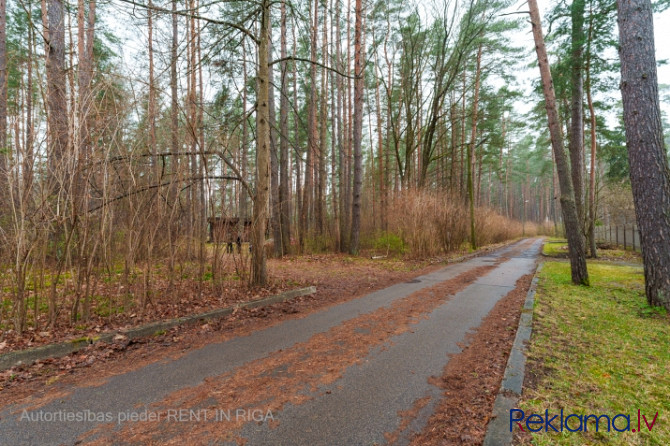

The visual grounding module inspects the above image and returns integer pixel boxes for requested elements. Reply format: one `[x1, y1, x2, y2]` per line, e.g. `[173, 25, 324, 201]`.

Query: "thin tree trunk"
[300, 0, 319, 249]
[329, 0, 340, 246]
[292, 27, 302, 246]
[449, 93, 458, 193]
[529, 0, 589, 285]
[170, 0, 179, 188]
[569, 0, 586, 231]
[268, 18, 282, 257]
[148, 0, 157, 178]
[617, 0, 670, 309]
[467, 44, 483, 250]
[25, 1, 35, 196]
[374, 59, 385, 230]
[251, 0, 271, 286]
[240, 41, 249, 225]
[167, 0, 180, 279]
[317, 1, 328, 236]
[342, 0, 353, 252]
[460, 69, 467, 199]
[0, 0, 6, 205]
[188, 0, 198, 258]
[499, 112, 506, 213]
[586, 8, 597, 258]
[349, 0, 363, 254]
[337, 0, 347, 251]
[45, 0, 69, 184]
[279, 0, 290, 255]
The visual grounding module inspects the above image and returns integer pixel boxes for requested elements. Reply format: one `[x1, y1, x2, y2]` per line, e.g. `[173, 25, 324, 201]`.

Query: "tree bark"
[292, 28, 302, 246]
[528, 0, 589, 285]
[169, 0, 180, 205]
[349, 0, 363, 254]
[330, 0, 340, 246]
[251, 0, 271, 286]
[279, 0, 291, 255]
[374, 59, 385, 230]
[45, 0, 69, 183]
[585, 7, 597, 258]
[240, 42, 249, 224]
[300, 0, 319, 250]
[467, 44, 483, 250]
[0, 0, 6, 207]
[317, 0, 328, 236]
[617, 0, 670, 309]
[77, 0, 95, 214]
[569, 0, 586, 230]
[148, 0, 157, 179]
[25, 1, 35, 196]
[268, 18, 282, 257]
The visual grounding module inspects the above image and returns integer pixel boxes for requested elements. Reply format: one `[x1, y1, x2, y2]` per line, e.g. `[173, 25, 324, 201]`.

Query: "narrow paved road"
[0, 238, 542, 446]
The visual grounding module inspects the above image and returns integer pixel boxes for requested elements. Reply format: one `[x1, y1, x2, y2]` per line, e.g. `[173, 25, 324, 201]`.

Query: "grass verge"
[541, 238, 642, 263]
[541, 238, 569, 257]
[518, 261, 669, 445]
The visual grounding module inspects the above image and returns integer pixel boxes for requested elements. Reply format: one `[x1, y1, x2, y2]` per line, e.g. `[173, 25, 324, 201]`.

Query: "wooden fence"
[594, 224, 641, 252]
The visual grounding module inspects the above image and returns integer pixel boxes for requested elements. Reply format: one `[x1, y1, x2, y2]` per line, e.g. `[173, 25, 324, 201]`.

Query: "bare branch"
[269, 56, 360, 79]
[114, 0, 260, 44]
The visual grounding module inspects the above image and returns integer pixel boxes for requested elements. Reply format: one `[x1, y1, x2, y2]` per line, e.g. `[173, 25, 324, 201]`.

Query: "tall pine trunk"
[279, 0, 291, 255]
[317, 1, 328, 236]
[300, 0, 319, 250]
[467, 44, 483, 250]
[617, 0, 670, 309]
[528, 0, 589, 285]
[569, 0, 586, 231]
[251, 0, 271, 286]
[349, 0, 363, 254]
[45, 0, 69, 184]
[585, 8, 598, 258]
[0, 0, 6, 208]
[268, 18, 282, 257]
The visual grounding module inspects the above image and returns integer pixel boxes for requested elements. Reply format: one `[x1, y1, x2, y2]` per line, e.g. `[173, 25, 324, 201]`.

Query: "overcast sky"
[111, 0, 670, 126]
[511, 0, 670, 119]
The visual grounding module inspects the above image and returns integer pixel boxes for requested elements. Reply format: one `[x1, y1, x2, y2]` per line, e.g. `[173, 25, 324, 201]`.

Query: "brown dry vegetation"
[382, 190, 543, 258]
[0, 190, 537, 353]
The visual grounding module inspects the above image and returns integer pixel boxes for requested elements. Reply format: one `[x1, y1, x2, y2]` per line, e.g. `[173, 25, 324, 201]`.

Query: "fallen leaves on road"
[409, 272, 534, 446]
[80, 263, 502, 445]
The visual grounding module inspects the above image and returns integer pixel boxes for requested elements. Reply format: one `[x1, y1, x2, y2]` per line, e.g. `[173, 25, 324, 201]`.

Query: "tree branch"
[269, 56, 360, 79]
[115, 0, 260, 44]
[88, 176, 241, 213]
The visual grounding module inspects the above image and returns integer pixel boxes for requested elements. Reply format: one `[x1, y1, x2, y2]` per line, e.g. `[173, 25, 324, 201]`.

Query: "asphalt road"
[0, 238, 542, 446]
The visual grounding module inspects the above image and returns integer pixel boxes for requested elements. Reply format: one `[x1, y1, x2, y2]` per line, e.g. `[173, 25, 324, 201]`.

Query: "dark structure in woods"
[208, 217, 252, 243]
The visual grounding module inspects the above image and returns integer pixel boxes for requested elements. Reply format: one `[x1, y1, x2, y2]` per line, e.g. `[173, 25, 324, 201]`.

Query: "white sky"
[109, 0, 670, 126]
[508, 0, 670, 119]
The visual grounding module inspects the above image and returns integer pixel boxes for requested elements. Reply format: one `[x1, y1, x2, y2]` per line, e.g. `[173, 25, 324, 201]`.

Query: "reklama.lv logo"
[510, 409, 659, 433]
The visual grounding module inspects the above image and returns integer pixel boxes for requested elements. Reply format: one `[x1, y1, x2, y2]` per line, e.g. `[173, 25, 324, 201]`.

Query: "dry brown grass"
[386, 190, 531, 257]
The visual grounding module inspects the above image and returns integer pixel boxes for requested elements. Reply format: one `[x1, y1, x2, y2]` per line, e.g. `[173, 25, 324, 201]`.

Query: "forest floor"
[0, 244, 505, 355]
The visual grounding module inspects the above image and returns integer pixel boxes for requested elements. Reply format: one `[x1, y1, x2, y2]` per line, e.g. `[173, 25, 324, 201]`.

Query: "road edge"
[0, 286, 316, 372]
[482, 261, 543, 446]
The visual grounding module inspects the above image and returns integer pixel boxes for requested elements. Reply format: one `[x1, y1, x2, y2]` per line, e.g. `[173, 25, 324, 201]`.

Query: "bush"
[386, 190, 527, 257]
[369, 231, 406, 255]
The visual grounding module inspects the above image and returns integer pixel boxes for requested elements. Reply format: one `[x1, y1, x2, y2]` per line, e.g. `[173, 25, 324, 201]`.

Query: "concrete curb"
[0, 286, 316, 372]
[483, 262, 543, 446]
